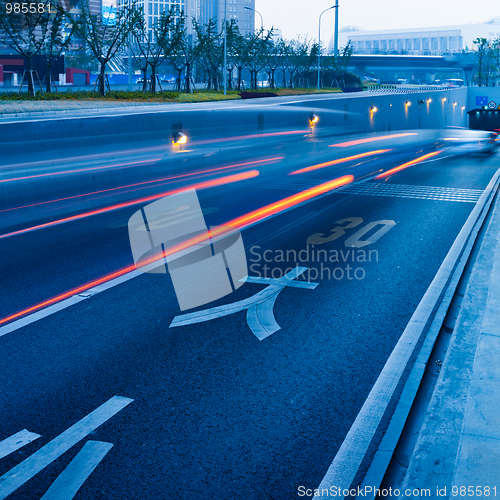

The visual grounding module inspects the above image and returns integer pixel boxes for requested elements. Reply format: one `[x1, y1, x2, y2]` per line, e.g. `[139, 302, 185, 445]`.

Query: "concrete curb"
[356, 167, 500, 498]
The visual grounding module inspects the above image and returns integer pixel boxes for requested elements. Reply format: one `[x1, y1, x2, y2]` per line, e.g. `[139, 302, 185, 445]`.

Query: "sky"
[255, 0, 499, 41]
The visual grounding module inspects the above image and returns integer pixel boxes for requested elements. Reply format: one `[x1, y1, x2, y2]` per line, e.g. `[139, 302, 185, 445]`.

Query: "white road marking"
[247, 292, 281, 340]
[243, 276, 318, 289]
[40, 441, 113, 500]
[170, 267, 318, 339]
[0, 430, 41, 460]
[317, 167, 500, 496]
[0, 179, 332, 339]
[0, 396, 133, 500]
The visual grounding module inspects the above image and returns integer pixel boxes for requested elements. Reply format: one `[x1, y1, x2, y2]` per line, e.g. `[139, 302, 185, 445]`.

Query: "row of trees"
[472, 37, 500, 87]
[0, 0, 355, 95]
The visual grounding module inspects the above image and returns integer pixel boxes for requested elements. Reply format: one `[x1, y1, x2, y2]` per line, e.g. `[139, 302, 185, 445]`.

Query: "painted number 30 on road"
[306, 217, 396, 248]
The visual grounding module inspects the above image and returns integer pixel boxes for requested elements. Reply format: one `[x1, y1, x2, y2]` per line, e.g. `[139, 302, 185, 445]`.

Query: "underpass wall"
[0, 88, 471, 233]
[0, 106, 342, 162]
[283, 88, 468, 134]
[0, 88, 469, 162]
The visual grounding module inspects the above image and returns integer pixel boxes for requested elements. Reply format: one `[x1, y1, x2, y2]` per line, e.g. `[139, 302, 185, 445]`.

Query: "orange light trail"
[1, 157, 283, 214]
[0, 265, 138, 326]
[329, 133, 418, 147]
[0, 170, 259, 240]
[375, 151, 441, 179]
[192, 129, 309, 146]
[0, 159, 161, 184]
[136, 175, 354, 261]
[0, 174, 353, 326]
[223, 175, 354, 229]
[289, 150, 391, 175]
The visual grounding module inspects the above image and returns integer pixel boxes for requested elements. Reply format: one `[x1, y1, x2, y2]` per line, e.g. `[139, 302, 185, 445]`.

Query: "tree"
[73, 0, 141, 95]
[196, 18, 223, 91]
[490, 37, 500, 86]
[245, 28, 274, 89]
[324, 40, 354, 86]
[0, 0, 55, 95]
[224, 19, 240, 90]
[264, 36, 285, 89]
[65, 47, 99, 74]
[167, 13, 203, 93]
[231, 30, 251, 90]
[40, 5, 75, 92]
[285, 37, 315, 88]
[472, 37, 493, 87]
[129, 7, 176, 93]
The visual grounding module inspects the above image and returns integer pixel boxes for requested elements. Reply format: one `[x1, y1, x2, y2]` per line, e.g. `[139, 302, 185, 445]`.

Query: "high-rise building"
[60, 0, 102, 16]
[119, 0, 196, 35]
[198, 0, 255, 36]
[117, 0, 254, 37]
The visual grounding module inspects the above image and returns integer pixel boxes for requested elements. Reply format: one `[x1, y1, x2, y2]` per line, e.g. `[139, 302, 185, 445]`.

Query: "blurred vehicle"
[396, 78, 408, 85]
[136, 78, 149, 84]
[161, 77, 176, 83]
[363, 76, 378, 82]
[440, 129, 500, 154]
[443, 78, 464, 88]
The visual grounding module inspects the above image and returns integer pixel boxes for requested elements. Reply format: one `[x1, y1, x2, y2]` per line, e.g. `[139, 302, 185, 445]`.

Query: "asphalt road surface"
[0, 129, 498, 499]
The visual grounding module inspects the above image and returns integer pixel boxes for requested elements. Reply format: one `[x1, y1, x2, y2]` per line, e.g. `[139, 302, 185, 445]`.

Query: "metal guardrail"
[366, 85, 447, 93]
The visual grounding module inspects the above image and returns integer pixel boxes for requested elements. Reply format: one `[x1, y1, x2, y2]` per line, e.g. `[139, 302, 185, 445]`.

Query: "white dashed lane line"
[0, 430, 41, 460]
[0, 396, 133, 500]
[40, 441, 114, 500]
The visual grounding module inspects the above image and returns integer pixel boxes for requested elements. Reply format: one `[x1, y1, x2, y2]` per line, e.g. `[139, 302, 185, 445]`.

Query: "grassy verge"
[0, 87, 346, 103]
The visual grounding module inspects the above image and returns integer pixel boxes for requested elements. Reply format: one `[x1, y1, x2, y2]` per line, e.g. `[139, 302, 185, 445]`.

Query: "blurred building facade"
[335, 17, 500, 55]
[198, 0, 255, 35]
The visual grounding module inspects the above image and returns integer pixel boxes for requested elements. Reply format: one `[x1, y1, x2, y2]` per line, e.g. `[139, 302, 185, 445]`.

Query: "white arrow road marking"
[0, 396, 133, 500]
[247, 291, 281, 340]
[170, 266, 319, 340]
[40, 441, 113, 500]
[0, 431, 41, 460]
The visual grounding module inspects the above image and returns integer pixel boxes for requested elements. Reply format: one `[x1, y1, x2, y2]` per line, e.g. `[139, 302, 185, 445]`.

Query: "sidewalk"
[0, 99, 165, 116]
[399, 177, 500, 494]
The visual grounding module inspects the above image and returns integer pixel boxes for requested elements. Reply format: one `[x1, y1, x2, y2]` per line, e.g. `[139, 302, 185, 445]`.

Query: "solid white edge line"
[0, 395, 133, 500]
[0, 430, 41, 460]
[316, 166, 500, 496]
[40, 441, 113, 500]
[0, 264, 153, 338]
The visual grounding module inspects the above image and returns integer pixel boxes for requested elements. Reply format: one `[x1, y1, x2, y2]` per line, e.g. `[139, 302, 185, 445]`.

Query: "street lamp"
[317, 5, 337, 91]
[244, 6, 264, 31]
[223, 0, 227, 95]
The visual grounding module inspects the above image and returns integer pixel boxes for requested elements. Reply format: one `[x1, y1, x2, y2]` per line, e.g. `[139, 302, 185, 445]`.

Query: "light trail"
[1, 157, 283, 214]
[0, 174, 353, 326]
[375, 151, 441, 179]
[0, 170, 259, 240]
[289, 150, 391, 175]
[329, 133, 418, 148]
[0, 159, 161, 184]
[191, 129, 309, 146]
